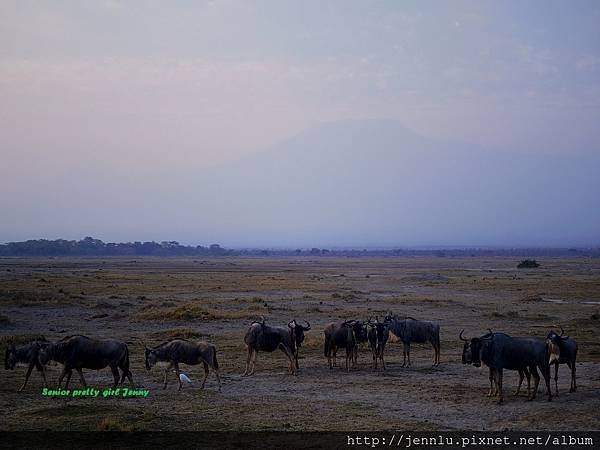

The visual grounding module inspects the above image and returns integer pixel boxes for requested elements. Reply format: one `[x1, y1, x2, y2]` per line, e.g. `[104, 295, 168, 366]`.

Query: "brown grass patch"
[96, 417, 135, 431]
[136, 303, 267, 321]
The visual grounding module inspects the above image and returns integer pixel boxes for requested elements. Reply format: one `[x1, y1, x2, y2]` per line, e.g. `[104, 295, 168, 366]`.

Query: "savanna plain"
[1, 256, 599, 431]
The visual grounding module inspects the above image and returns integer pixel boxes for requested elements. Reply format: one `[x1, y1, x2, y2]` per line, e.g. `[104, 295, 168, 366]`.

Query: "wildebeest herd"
[4, 314, 577, 405]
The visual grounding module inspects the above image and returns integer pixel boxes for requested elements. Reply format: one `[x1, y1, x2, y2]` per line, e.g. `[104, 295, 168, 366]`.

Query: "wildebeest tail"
[211, 345, 219, 370]
[324, 334, 331, 357]
[120, 344, 132, 378]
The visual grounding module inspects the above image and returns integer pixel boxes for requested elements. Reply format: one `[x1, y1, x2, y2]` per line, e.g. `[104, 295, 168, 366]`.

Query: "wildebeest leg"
[124, 369, 134, 387]
[406, 343, 412, 368]
[345, 347, 351, 372]
[200, 361, 209, 389]
[332, 347, 337, 367]
[119, 365, 134, 387]
[381, 350, 386, 371]
[75, 368, 87, 389]
[569, 361, 576, 392]
[529, 366, 540, 400]
[496, 369, 504, 404]
[249, 350, 258, 376]
[57, 367, 67, 389]
[173, 362, 183, 391]
[524, 366, 531, 397]
[38, 363, 48, 388]
[18, 363, 35, 392]
[515, 369, 525, 396]
[59, 368, 73, 389]
[353, 346, 358, 367]
[294, 349, 300, 370]
[163, 362, 173, 389]
[243, 346, 252, 376]
[279, 345, 296, 375]
[554, 362, 559, 396]
[110, 365, 120, 389]
[487, 368, 494, 397]
[542, 363, 552, 401]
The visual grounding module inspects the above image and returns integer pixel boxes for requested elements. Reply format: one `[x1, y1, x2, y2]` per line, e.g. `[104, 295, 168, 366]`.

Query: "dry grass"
[136, 302, 267, 321]
[96, 417, 135, 431]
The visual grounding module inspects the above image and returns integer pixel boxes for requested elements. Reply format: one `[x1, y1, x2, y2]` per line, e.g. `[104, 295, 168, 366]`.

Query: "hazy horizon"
[1, 2, 599, 247]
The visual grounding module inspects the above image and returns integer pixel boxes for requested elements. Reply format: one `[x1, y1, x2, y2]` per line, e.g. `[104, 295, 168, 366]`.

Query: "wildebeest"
[460, 330, 532, 398]
[460, 330, 552, 404]
[384, 314, 441, 366]
[243, 317, 311, 376]
[4, 338, 50, 391]
[145, 339, 221, 391]
[323, 320, 367, 371]
[367, 317, 389, 370]
[546, 327, 578, 395]
[38, 335, 133, 389]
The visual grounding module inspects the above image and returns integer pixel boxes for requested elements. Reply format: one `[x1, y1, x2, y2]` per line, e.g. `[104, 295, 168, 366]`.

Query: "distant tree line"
[0, 237, 231, 256]
[0, 237, 598, 258]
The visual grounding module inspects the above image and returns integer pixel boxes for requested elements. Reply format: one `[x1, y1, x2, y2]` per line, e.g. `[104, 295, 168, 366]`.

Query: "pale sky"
[1, 1, 599, 246]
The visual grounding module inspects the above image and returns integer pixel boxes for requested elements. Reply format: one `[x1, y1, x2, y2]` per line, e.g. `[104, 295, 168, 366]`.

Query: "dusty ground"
[1, 256, 599, 431]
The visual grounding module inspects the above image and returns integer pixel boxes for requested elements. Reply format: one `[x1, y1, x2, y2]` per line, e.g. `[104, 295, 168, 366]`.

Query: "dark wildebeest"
[4, 338, 50, 391]
[38, 335, 133, 389]
[145, 339, 221, 391]
[243, 317, 310, 376]
[323, 320, 367, 371]
[384, 314, 440, 367]
[367, 317, 389, 370]
[460, 330, 552, 404]
[546, 327, 578, 395]
[460, 330, 531, 398]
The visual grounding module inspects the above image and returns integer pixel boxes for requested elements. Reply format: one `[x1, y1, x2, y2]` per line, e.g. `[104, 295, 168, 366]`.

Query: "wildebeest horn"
[459, 329, 468, 342]
[487, 328, 493, 335]
[560, 326, 565, 336]
[303, 320, 311, 331]
[251, 316, 266, 326]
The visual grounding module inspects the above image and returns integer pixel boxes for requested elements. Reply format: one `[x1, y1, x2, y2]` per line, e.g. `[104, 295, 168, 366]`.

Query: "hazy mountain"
[181, 119, 599, 247]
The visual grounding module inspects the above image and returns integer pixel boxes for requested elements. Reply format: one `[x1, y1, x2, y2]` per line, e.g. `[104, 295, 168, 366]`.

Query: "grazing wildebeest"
[546, 327, 578, 395]
[384, 313, 440, 367]
[38, 335, 133, 389]
[4, 338, 50, 391]
[145, 339, 221, 391]
[323, 320, 366, 371]
[367, 317, 389, 370]
[243, 317, 310, 376]
[460, 330, 552, 404]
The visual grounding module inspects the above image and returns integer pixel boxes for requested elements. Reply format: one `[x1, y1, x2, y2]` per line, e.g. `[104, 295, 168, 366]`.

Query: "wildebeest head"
[353, 320, 368, 342]
[546, 327, 567, 364]
[37, 344, 52, 366]
[288, 319, 311, 348]
[145, 346, 158, 370]
[4, 343, 16, 370]
[374, 318, 388, 342]
[459, 330, 492, 367]
[368, 317, 388, 341]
